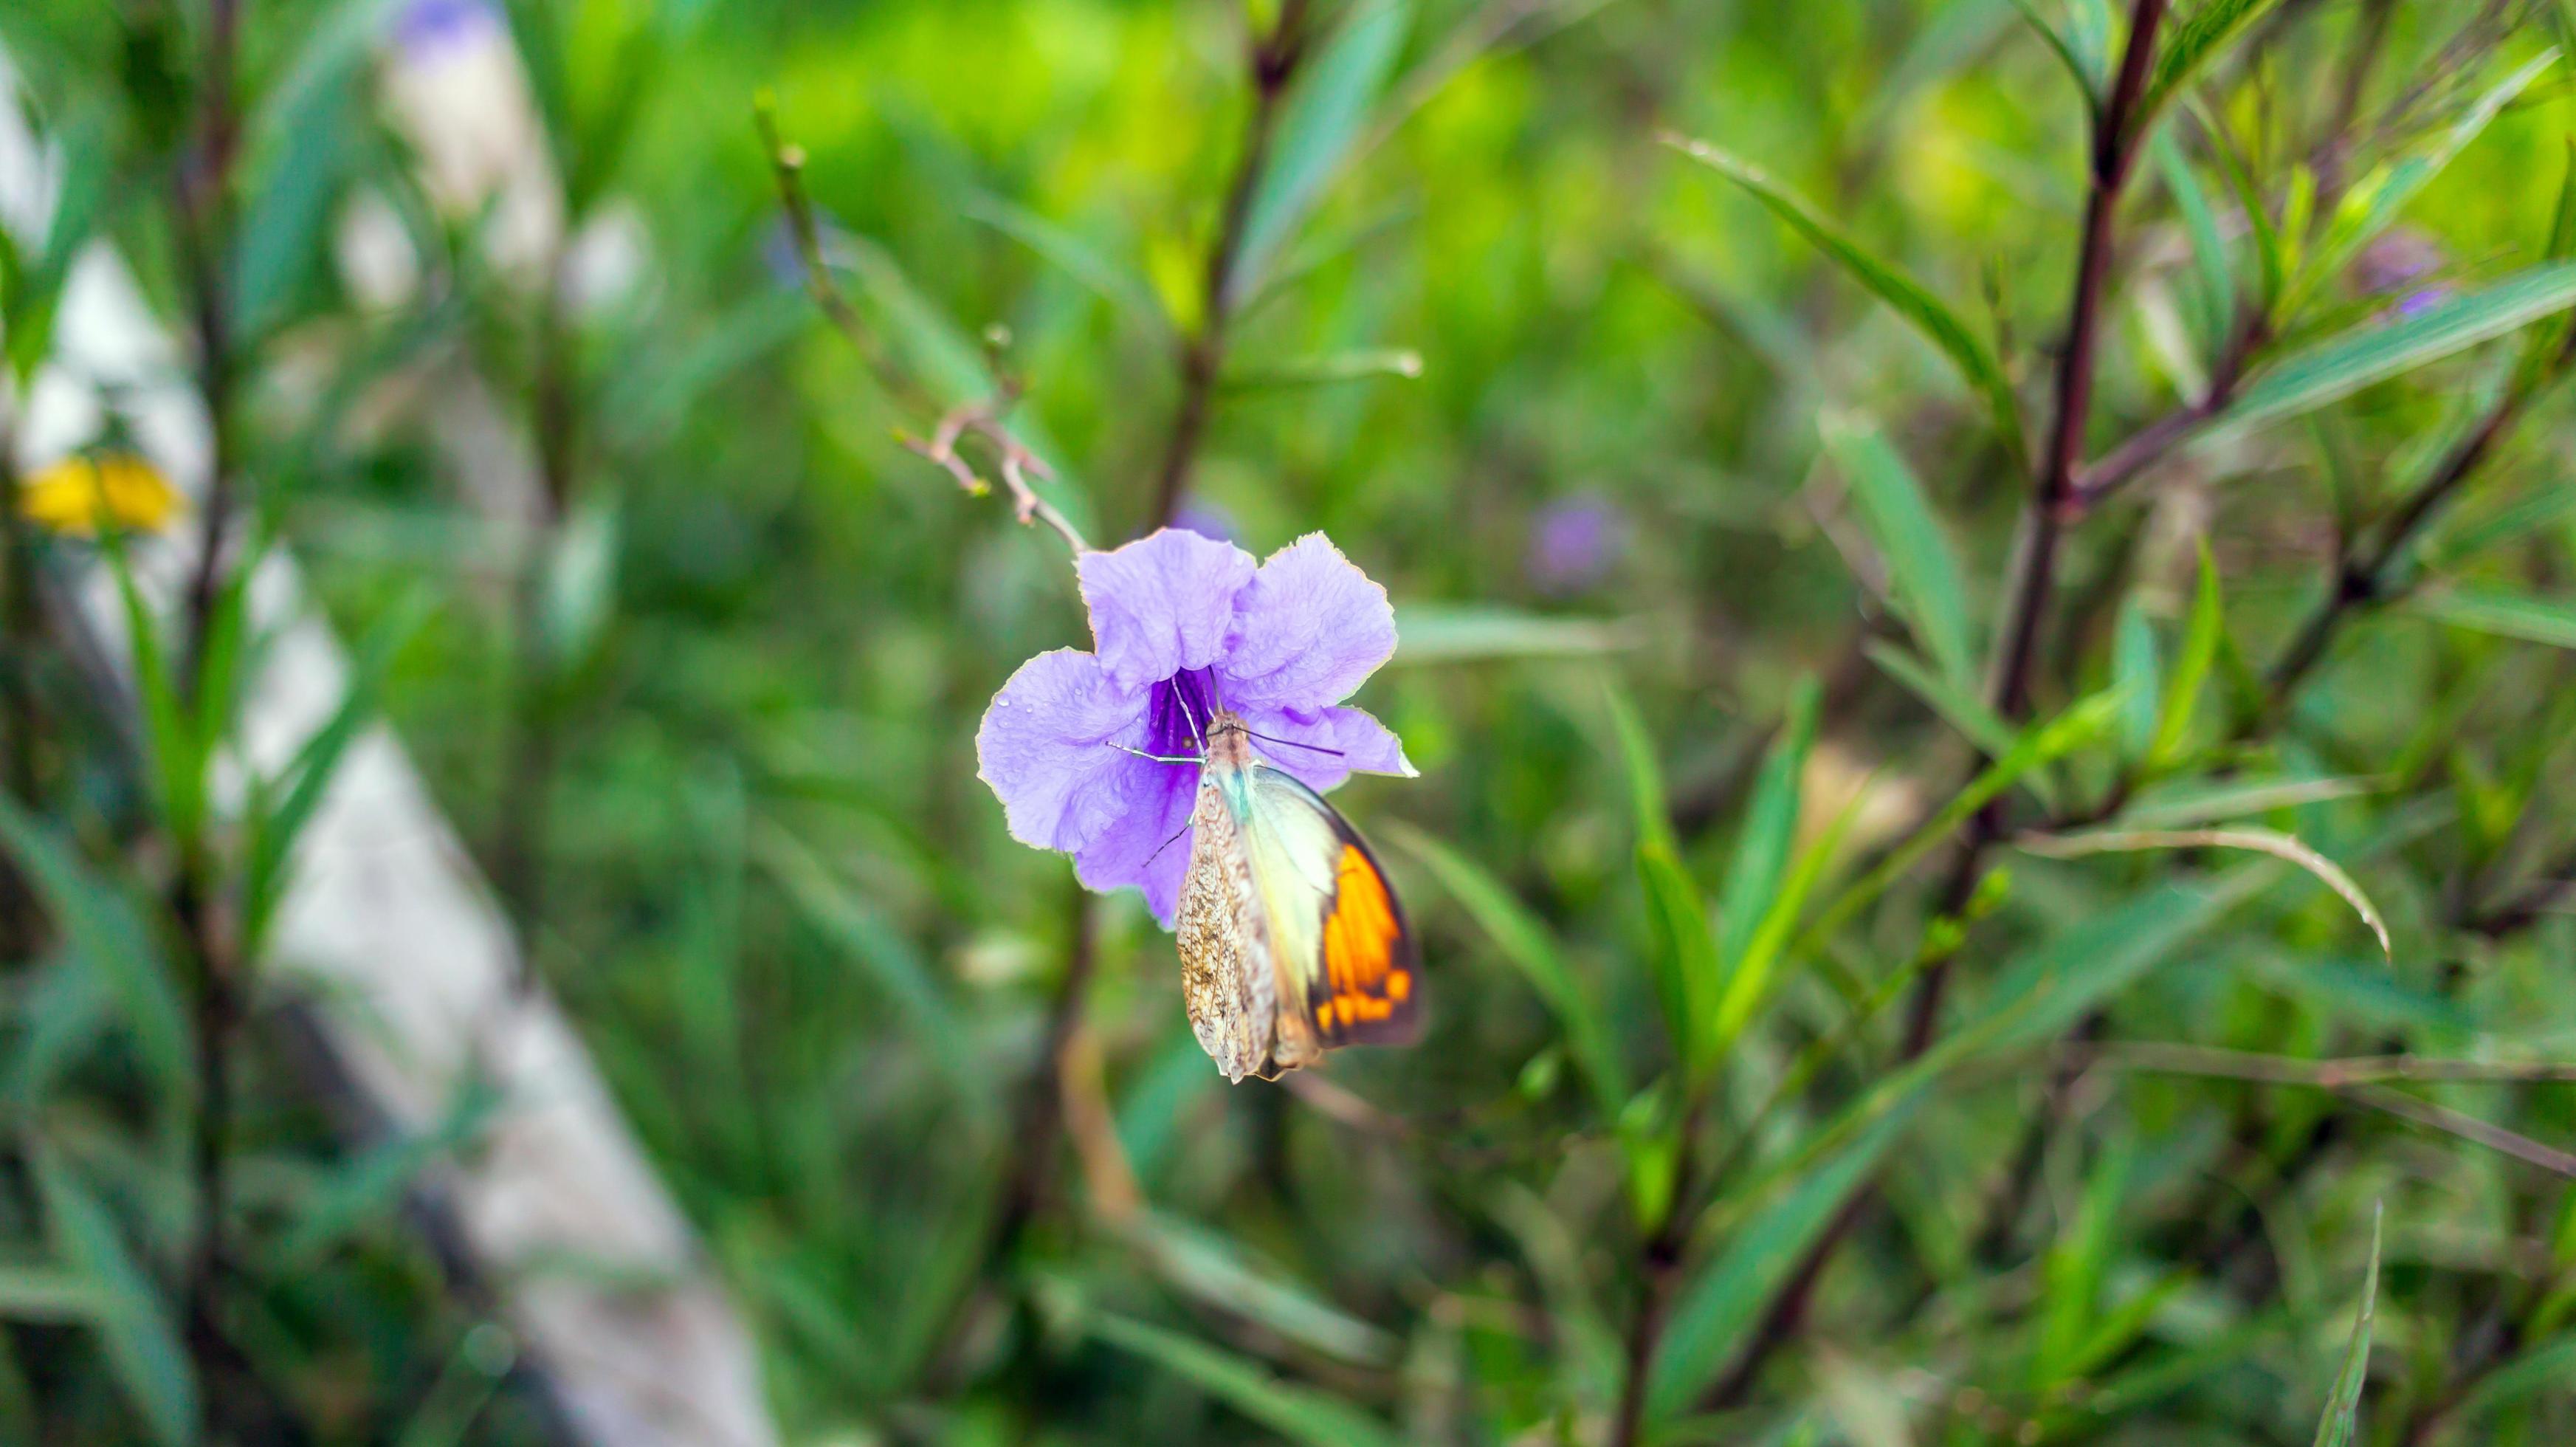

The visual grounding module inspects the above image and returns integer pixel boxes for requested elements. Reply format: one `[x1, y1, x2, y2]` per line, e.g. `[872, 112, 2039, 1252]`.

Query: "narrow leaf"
[2215, 263, 2576, 437]
[1223, 347, 1422, 391]
[1666, 137, 2028, 464]
[2411, 586, 2576, 651]
[962, 191, 1167, 329]
[2147, 541, 2222, 769]
[2112, 596, 2161, 760]
[1089, 1311, 1407, 1447]
[1229, 0, 1415, 306]
[2135, 0, 2285, 146]
[1824, 411, 1977, 692]
[35, 1155, 194, 1447]
[1389, 605, 1641, 663]
[2016, 826, 2390, 959]
[1714, 678, 1819, 973]
[2007, 0, 2101, 107]
[1385, 823, 1626, 1116]
[2312, 1203, 2383, 1447]
[0, 798, 190, 1110]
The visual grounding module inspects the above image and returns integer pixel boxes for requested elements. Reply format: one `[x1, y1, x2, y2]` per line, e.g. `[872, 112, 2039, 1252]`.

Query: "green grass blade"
[1714, 678, 1819, 974]
[2215, 263, 2576, 437]
[1088, 1311, 1407, 1447]
[2135, 0, 2284, 147]
[2311, 1203, 2383, 1447]
[1823, 412, 1977, 693]
[1643, 1102, 1919, 1420]
[1229, 0, 1415, 308]
[2410, 586, 2576, 650]
[2147, 540, 2222, 769]
[0, 798, 190, 1112]
[35, 1152, 195, 1447]
[1384, 822, 1626, 1116]
[1666, 137, 2028, 464]
[2014, 826, 2391, 959]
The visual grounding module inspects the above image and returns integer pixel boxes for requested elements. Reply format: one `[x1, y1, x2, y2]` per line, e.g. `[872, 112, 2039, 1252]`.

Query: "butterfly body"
[1174, 712, 1418, 1082]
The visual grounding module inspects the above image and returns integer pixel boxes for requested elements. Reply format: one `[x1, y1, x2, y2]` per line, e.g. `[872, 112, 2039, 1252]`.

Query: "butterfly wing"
[1230, 763, 1421, 1058]
[1174, 767, 1278, 1084]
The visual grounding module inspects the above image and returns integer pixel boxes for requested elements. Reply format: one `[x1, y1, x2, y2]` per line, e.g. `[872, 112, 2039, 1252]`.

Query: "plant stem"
[1146, 0, 1312, 532]
[171, 0, 248, 1434]
[490, 253, 578, 956]
[1704, 0, 2171, 1406]
[2259, 323, 2576, 719]
[0, 398, 41, 955]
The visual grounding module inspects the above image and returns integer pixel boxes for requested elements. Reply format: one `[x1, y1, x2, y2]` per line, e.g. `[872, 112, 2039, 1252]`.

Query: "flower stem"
[1146, 0, 1315, 532]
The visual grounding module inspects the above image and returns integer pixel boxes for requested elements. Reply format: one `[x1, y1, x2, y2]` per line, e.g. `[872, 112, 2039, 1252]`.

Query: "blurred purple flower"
[1170, 498, 1239, 543]
[393, 0, 497, 55]
[2354, 229, 2452, 321]
[977, 529, 1413, 925]
[1526, 495, 1630, 596]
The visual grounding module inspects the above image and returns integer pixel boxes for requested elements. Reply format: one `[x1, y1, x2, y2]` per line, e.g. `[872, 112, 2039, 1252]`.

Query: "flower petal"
[1074, 758, 1200, 927]
[1219, 533, 1397, 713]
[1239, 704, 1414, 794]
[975, 648, 1154, 853]
[1078, 528, 1257, 689]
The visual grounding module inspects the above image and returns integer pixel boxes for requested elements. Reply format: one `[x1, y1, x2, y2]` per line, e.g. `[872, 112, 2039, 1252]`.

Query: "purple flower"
[393, 0, 497, 55]
[1526, 494, 1629, 596]
[977, 529, 1413, 925]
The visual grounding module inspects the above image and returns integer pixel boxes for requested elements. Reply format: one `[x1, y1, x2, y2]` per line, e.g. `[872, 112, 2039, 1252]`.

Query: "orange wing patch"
[1312, 843, 1419, 1045]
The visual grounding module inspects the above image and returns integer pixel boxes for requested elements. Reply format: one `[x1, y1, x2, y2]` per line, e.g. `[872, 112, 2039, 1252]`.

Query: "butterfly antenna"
[1244, 729, 1346, 757]
[1144, 819, 1192, 867]
[1169, 680, 1210, 753]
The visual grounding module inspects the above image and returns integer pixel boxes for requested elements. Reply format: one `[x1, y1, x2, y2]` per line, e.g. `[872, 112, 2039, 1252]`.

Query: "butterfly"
[1143, 707, 1419, 1082]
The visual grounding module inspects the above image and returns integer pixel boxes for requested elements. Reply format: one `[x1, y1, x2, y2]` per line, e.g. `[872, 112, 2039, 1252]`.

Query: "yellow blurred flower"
[17, 454, 186, 536]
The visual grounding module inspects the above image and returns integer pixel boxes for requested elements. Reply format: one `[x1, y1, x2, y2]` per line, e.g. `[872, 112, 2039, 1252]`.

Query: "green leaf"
[2118, 774, 2377, 828]
[99, 532, 204, 853]
[1641, 842, 1723, 1075]
[1088, 1311, 1407, 1447]
[275, 1079, 499, 1268]
[34, 1153, 194, 1447]
[0, 797, 190, 1111]
[1222, 346, 1423, 391]
[1714, 678, 1819, 975]
[1642, 1102, 1919, 1420]
[1800, 690, 2123, 951]
[754, 824, 991, 1113]
[244, 595, 425, 955]
[2014, 827, 2391, 959]
[1864, 639, 2020, 768]
[0, 1266, 104, 1321]
[1229, 0, 1415, 309]
[2428, 483, 2576, 570]
[2033, 1132, 2135, 1388]
[1384, 822, 1625, 1117]
[2112, 596, 2161, 760]
[2312, 1203, 2383, 1447]
[2297, 52, 2558, 320]
[1605, 684, 1678, 860]
[2147, 540, 2221, 769]
[2135, 0, 2284, 148]
[1666, 137, 2028, 464]
[2410, 586, 2576, 651]
[2215, 263, 2576, 438]
[962, 191, 1168, 330]
[2007, 0, 2101, 107]
[1389, 605, 1640, 663]
[1708, 765, 1877, 1064]
[1822, 412, 1977, 692]
[1119, 1211, 1398, 1365]
[2155, 127, 2235, 349]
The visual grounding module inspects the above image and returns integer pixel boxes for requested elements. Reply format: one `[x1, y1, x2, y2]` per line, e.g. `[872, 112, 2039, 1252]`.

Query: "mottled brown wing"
[1174, 769, 1276, 1083]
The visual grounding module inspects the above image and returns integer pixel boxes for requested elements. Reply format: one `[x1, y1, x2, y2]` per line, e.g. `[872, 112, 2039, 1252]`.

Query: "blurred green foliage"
[3, 0, 2576, 1443]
